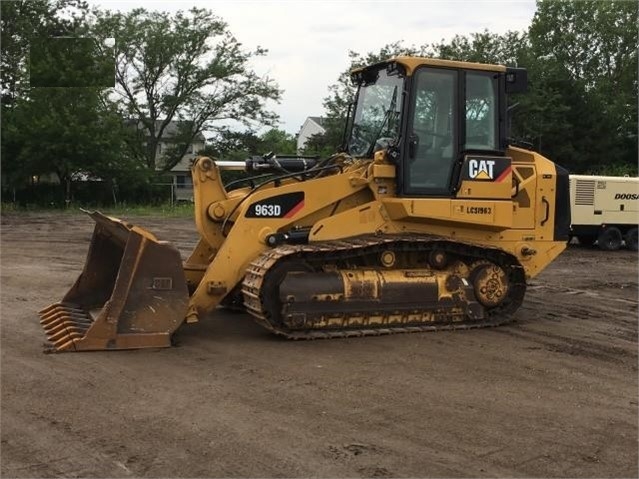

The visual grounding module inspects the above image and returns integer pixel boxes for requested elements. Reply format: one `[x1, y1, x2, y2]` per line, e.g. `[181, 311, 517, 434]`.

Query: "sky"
[92, 0, 537, 136]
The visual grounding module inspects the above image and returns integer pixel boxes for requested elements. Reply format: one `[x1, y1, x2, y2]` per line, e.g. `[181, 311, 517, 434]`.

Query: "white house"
[297, 116, 326, 153]
[137, 120, 206, 202]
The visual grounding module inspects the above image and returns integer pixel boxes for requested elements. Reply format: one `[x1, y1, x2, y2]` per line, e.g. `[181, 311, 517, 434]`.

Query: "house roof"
[308, 116, 326, 127]
[157, 121, 206, 142]
[127, 119, 206, 142]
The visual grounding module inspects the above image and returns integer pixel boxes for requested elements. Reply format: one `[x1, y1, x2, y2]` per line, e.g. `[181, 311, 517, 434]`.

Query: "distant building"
[128, 120, 206, 201]
[150, 121, 206, 202]
[297, 116, 326, 153]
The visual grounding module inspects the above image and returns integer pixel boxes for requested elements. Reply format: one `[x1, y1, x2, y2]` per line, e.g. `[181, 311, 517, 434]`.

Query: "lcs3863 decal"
[246, 192, 305, 218]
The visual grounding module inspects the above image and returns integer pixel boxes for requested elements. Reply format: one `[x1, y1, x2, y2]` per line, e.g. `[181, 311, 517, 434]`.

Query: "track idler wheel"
[470, 263, 509, 308]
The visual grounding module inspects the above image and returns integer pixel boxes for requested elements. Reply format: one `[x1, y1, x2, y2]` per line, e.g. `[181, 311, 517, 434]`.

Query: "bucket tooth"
[39, 307, 90, 324]
[40, 311, 66, 326]
[51, 339, 77, 352]
[40, 306, 65, 322]
[42, 317, 71, 331]
[38, 303, 60, 315]
[39, 304, 93, 333]
[44, 320, 90, 336]
[38, 303, 93, 347]
[43, 322, 74, 335]
[52, 334, 85, 350]
[39, 302, 81, 316]
[41, 310, 91, 326]
[47, 327, 88, 343]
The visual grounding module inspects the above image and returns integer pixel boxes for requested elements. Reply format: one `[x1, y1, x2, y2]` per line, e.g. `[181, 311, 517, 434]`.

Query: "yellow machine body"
[40, 56, 570, 351]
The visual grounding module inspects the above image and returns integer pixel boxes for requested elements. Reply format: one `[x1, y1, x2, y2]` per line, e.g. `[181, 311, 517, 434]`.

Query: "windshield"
[347, 67, 404, 157]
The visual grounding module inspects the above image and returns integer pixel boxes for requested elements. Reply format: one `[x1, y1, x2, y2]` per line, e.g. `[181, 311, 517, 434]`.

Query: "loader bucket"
[38, 211, 189, 352]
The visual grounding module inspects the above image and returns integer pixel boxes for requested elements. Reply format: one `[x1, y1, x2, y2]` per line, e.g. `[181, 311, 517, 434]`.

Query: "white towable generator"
[570, 174, 639, 251]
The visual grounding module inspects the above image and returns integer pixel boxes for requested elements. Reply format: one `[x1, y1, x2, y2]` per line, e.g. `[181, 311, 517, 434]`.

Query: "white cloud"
[90, 0, 536, 135]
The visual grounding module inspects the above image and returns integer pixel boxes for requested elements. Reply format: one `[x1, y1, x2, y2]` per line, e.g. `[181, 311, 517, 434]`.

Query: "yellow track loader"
[40, 56, 570, 352]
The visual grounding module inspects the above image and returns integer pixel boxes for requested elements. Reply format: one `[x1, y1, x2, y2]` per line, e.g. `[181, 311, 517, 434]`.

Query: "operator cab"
[347, 56, 527, 197]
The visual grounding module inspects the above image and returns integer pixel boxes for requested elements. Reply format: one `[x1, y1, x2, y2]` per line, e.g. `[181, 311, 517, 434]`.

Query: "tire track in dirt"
[1, 212, 637, 478]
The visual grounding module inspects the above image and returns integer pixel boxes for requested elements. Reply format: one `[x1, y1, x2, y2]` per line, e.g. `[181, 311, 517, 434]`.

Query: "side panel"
[310, 201, 400, 241]
[511, 162, 537, 230]
[382, 197, 513, 229]
[594, 177, 639, 214]
[570, 176, 597, 226]
[570, 175, 639, 227]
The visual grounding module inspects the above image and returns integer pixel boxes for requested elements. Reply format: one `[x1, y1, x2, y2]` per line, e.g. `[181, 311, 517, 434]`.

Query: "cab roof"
[352, 56, 507, 76]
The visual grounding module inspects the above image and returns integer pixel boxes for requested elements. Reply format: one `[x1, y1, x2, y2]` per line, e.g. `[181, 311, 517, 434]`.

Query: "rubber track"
[241, 234, 527, 339]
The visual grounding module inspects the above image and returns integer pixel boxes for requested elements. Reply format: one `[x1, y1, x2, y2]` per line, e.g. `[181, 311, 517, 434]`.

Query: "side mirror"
[505, 67, 528, 94]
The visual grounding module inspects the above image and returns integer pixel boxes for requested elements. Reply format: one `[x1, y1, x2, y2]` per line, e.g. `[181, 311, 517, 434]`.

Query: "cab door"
[403, 67, 505, 198]
[404, 67, 458, 196]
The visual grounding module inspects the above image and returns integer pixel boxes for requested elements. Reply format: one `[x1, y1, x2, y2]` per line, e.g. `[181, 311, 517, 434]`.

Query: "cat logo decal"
[463, 157, 512, 183]
[468, 159, 496, 180]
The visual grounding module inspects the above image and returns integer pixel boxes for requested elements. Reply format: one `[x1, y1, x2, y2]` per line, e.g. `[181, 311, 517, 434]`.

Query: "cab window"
[406, 68, 457, 195]
[464, 72, 498, 151]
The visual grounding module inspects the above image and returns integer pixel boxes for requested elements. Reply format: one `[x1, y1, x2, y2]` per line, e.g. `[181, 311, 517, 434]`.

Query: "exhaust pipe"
[38, 211, 189, 352]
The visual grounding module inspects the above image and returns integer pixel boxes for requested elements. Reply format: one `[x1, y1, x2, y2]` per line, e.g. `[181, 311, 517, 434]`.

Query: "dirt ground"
[1, 212, 637, 478]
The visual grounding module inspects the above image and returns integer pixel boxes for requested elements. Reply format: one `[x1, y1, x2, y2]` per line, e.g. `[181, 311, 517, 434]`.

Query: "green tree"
[432, 30, 528, 65]
[1, 0, 89, 107]
[301, 122, 344, 158]
[201, 128, 296, 160]
[1, 0, 133, 201]
[200, 130, 262, 161]
[93, 7, 281, 172]
[197, 128, 295, 185]
[9, 88, 134, 199]
[528, 0, 638, 173]
[259, 129, 297, 156]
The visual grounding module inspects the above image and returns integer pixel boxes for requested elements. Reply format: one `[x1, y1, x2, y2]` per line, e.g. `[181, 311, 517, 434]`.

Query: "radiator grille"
[575, 179, 595, 206]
